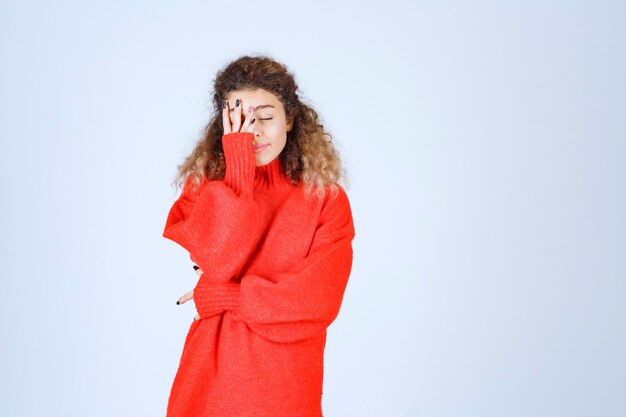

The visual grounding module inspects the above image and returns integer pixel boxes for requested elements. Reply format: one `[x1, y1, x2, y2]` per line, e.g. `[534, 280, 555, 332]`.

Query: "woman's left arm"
[192, 186, 357, 343]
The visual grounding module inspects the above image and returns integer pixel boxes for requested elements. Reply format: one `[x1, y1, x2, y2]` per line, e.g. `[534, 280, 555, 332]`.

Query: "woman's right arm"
[163, 131, 264, 283]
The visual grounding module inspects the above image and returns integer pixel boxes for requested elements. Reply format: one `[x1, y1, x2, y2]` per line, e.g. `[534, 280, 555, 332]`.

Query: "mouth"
[253, 144, 269, 153]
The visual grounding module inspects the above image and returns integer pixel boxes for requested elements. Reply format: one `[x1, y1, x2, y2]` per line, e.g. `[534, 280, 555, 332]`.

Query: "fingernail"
[251, 118, 256, 124]
[222, 100, 226, 109]
[176, 300, 180, 305]
[235, 99, 240, 107]
[193, 265, 199, 270]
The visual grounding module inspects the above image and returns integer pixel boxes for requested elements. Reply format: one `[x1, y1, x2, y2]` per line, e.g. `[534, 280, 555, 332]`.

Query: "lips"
[253, 144, 269, 152]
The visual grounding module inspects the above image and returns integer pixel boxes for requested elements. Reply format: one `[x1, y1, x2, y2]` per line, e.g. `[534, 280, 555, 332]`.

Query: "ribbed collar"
[254, 157, 292, 190]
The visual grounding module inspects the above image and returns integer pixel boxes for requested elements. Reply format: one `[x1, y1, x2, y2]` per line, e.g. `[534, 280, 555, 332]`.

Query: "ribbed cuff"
[222, 132, 255, 196]
[193, 279, 241, 319]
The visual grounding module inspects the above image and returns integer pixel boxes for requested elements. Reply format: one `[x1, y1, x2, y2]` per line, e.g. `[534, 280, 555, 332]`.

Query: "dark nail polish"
[193, 265, 199, 270]
[222, 100, 226, 109]
[251, 118, 256, 124]
[235, 99, 240, 107]
[176, 300, 180, 305]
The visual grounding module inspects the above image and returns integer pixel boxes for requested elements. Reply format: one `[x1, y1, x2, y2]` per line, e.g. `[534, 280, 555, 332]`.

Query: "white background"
[1, 1, 624, 416]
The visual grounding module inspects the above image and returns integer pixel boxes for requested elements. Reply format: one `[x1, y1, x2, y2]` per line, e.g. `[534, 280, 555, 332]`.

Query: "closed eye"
[260, 118, 273, 120]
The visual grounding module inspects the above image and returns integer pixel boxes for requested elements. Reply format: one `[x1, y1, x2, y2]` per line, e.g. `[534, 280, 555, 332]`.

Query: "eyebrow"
[254, 104, 275, 110]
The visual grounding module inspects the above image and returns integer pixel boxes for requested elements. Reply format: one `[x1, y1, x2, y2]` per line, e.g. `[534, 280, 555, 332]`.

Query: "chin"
[255, 154, 274, 166]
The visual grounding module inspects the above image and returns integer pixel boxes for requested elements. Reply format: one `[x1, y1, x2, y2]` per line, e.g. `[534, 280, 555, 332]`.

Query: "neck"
[254, 157, 291, 190]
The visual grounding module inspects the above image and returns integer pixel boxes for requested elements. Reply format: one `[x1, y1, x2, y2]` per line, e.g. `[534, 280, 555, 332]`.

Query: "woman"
[162, 54, 356, 417]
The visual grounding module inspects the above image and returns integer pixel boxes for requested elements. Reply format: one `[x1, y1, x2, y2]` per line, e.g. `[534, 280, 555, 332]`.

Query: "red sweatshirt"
[162, 131, 356, 417]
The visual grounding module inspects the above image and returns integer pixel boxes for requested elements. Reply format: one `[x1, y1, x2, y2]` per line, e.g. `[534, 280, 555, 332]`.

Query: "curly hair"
[170, 53, 349, 199]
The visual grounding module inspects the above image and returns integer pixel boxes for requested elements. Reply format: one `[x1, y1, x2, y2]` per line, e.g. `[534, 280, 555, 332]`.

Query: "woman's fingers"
[178, 289, 202, 321]
[222, 100, 232, 134]
[230, 98, 242, 132]
[222, 97, 256, 135]
[176, 289, 194, 305]
[192, 265, 203, 320]
[178, 263, 205, 320]
[241, 103, 256, 133]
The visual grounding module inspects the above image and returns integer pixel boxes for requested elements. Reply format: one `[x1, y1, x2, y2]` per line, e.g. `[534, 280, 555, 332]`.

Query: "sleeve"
[162, 131, 265, 283]
[192, 186, 356, 343]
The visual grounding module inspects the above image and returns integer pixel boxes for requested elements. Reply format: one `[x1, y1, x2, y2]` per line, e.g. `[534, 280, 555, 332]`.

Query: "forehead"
[226, 88, 281, 109]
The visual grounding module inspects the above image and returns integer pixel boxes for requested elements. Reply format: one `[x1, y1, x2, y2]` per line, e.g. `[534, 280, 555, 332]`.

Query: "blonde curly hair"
[170, 53, 349, 199]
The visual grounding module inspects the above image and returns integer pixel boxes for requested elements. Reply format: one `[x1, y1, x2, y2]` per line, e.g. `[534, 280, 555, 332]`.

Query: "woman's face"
[225, 88, 293, 166]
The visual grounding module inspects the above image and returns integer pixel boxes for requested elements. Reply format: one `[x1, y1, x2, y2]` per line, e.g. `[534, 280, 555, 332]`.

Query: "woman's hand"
[176, 265, 204, 321]
[222, 97, 256, 134]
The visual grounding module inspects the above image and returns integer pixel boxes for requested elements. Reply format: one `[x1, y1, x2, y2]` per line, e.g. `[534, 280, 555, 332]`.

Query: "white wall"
[1, 1, 624, 416]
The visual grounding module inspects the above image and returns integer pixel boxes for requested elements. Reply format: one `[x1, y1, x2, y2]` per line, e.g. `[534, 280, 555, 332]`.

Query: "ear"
[286, 114, 295, 132]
